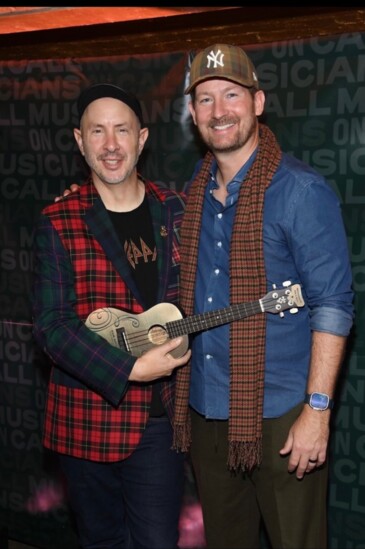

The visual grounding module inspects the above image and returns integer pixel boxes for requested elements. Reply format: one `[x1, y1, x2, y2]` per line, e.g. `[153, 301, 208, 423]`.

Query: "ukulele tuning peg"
[282, 280, 292, 287]
[289, 308, 298, 314]
[279, 312, 285, 318]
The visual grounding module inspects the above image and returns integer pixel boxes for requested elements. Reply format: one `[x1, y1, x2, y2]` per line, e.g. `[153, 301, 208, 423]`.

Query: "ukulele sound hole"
[149, 326, 168, 346]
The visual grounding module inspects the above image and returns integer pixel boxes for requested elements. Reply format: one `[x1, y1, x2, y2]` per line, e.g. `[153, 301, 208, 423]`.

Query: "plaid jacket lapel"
[145, 183, 172, 303]
[84, 194, 145, 306]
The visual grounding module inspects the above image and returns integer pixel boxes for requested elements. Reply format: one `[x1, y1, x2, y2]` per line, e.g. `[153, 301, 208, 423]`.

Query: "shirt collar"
[209, 148, 258, 190]
[208, 149, 258, 208]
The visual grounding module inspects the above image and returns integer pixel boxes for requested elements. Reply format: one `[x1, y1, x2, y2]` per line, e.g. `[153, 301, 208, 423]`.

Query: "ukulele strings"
[112, 297, 273, 348]
[93, 290, 293, 351]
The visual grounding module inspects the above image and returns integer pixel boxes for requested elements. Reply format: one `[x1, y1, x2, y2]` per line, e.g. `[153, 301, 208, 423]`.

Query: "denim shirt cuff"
[309, 306, 353, 336]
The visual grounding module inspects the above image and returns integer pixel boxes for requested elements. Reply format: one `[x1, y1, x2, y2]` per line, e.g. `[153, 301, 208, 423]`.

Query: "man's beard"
[200, 115, 257, 154]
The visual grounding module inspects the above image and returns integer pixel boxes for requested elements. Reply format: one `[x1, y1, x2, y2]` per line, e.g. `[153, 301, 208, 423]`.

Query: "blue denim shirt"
[188, 151, 354, 419]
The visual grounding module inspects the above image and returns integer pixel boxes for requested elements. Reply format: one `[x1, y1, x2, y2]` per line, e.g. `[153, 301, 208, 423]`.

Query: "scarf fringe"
[172, 422, 191, 453]
[228, 440, 263, 472]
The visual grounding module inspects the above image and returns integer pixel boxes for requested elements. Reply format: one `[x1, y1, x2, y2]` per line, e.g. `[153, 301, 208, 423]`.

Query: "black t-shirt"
[108, 196, 166, 417]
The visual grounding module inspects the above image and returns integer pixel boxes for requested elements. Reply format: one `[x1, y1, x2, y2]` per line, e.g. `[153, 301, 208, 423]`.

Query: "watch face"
[310, 392, 329, 410]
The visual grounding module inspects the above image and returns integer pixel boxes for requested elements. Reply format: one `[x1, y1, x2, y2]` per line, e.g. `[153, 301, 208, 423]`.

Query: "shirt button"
[214, 269, 220, 275]
[217, 241, 222, 247]
[217, 213, 223, 219]
[207, 297, 213, 303]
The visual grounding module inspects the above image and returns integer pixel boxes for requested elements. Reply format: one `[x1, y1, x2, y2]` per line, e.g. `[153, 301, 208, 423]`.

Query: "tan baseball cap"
[185, 43, 259, 95]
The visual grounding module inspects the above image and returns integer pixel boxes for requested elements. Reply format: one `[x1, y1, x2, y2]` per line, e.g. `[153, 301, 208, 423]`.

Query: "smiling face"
[189, 79, 265, 156]
[74, 96, 148, 189]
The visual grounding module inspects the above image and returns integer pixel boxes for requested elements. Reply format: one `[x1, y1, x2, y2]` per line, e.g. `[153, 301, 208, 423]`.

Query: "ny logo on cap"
[206, 49, 224, 69]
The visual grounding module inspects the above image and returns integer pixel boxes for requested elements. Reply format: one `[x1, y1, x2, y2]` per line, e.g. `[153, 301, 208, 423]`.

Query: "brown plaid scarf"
[173, 123, 282, 471]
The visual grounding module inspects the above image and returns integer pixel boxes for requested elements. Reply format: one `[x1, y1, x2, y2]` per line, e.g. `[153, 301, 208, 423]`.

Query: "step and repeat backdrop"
[0, 32, 364, 548]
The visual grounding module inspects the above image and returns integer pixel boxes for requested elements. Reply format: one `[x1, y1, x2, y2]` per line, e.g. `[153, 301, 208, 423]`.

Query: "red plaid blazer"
[32, 178, 186, 461]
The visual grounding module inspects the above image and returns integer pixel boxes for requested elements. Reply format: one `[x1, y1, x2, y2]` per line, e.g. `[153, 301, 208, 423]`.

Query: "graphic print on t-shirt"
[124, 236, 157, 270]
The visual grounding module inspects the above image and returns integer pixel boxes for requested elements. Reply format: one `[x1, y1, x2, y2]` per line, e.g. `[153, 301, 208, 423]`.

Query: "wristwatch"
[304, 392, 334, 411]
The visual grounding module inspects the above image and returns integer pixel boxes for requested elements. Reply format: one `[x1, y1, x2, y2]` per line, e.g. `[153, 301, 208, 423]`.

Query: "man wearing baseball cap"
[173, 44, 353, 549]
[32, 83, 191, 548]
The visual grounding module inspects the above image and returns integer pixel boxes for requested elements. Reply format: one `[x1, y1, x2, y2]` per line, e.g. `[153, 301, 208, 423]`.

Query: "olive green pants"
[190, 404, 328, 549]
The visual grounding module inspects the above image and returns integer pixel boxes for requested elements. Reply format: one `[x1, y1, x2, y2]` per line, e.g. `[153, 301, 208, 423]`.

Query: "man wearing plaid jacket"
[32, 83, 190, 549]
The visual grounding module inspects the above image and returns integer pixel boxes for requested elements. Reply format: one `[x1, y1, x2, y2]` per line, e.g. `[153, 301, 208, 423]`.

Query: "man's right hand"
[55, 183, 80, 202]
[129, 337, 191, 382]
